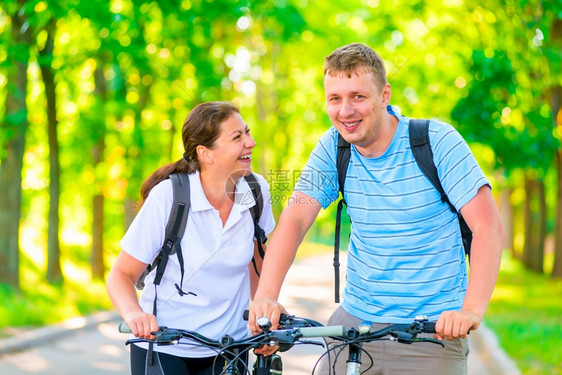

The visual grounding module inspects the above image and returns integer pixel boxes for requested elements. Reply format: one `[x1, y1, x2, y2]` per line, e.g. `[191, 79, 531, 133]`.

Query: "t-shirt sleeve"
[430, 121, 490, 211]
[120, 180, 172, 264]
[293, 128, 340, 209]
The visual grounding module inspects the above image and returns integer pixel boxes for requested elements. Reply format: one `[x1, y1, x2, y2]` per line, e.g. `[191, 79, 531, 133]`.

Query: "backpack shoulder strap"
[336, 133, 352, 199]
[409, 119, 473, 260]
[409, 119, 457, 212]
[244, 173, 267, 276]
[244, 173, 263, 225]
[166, 173, 190, 254]
[135, 173, 191, 290]
[334, 132, 351, 303]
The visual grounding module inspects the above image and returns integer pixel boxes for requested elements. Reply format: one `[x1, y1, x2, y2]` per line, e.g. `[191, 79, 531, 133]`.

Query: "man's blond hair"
[324, 43, 387, 89]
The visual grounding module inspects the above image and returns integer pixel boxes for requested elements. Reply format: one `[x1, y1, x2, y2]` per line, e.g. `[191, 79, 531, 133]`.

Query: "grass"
[0, 226, 114, 335]
[0, 280, 112, 336]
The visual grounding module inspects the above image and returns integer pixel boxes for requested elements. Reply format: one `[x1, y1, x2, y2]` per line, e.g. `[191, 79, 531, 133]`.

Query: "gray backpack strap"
[244, 173, 267, 276]
[135, 173, 190, 290]
[138, 173, 191, 366]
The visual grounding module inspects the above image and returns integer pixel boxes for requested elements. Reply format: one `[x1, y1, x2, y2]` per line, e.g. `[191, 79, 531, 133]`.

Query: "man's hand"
[248, 298, 288, 334]
[434, 309, 481, 341]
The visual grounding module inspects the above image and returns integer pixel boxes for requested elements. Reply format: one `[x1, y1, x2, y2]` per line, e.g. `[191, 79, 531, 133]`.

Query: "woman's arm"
[106, 251, 158, 339]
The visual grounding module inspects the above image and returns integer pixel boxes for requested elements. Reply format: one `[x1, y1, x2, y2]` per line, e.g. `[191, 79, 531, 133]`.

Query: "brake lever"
[153, 327, 181, 345]
[416, 337, 445, 347]
[123, 327, 181, 346]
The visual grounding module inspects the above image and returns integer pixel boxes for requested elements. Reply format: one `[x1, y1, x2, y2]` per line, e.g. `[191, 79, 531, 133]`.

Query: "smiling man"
[249, 43, 504, 374]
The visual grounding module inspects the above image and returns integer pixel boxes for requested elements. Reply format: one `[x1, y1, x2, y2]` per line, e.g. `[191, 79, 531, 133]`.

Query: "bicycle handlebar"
[119, 315, 442, 375]
[119, 316, 438, 347]
[118, 321, 346, 340]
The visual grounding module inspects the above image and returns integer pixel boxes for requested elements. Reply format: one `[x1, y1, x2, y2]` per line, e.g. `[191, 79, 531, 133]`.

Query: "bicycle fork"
[346, 339, 362, 375]
[346, 321, 371, 375]
[254, 354, 282, 375]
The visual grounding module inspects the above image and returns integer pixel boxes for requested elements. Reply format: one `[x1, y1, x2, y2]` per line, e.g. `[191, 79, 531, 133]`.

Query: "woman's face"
[201, 112, 256, 180]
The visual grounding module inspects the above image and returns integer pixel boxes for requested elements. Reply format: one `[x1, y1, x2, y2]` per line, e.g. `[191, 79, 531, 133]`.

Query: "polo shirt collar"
[188, 171, 256, 213]
[189, 171, 214, 212]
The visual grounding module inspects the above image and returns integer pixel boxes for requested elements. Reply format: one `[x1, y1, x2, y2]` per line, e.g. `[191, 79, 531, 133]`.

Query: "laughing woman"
[106, 102, 275, 375]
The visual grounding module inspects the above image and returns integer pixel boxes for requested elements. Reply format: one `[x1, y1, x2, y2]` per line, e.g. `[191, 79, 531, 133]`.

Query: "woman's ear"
[196, 145, 213, 165]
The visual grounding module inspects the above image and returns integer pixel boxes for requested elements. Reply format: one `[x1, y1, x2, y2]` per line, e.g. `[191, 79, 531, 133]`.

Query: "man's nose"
[340, 99, 355, 117]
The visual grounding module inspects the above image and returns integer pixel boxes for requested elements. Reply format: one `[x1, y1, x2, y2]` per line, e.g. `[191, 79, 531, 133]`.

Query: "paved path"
[0, 253, 520, 374]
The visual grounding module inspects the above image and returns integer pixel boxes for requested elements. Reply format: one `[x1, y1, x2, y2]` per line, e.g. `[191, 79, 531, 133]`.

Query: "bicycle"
[120, 314, 441, 375]
[119, 313, 345, 375]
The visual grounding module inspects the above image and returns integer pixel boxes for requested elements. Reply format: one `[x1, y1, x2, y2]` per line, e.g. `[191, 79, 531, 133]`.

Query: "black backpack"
[135, 172, 267, 299]
[333, 118, 473, 303]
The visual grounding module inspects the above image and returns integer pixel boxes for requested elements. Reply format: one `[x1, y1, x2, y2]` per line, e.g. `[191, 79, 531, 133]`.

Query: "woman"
[106, 102, 275, 375]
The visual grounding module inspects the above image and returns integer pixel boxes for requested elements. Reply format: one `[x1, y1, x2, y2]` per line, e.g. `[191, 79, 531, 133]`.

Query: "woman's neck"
[199, 171, 235, 225]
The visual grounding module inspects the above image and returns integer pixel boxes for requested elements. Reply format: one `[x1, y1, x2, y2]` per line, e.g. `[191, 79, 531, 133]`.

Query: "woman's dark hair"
[139, 101, 240, 205]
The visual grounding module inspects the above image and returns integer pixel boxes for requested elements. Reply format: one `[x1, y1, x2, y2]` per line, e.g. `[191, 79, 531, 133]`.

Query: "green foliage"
[0, 280, 112, 330]
[486, 253, 562, 374]
[1, 0, 562, 353]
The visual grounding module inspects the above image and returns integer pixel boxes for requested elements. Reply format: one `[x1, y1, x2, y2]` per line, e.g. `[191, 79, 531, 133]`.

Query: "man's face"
[324, 69, 389, 149]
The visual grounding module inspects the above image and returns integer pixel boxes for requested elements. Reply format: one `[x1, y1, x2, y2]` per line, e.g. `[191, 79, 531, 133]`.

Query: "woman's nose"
[246, 134, 256, 149]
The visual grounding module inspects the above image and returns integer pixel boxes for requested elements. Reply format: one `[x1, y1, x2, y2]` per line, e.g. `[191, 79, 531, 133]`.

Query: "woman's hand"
[124, 311, 159, 340]
[248, 298, 288, 334]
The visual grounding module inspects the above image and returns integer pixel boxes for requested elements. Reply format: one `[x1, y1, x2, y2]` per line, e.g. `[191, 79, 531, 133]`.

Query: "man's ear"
[382, 83, 391, 106]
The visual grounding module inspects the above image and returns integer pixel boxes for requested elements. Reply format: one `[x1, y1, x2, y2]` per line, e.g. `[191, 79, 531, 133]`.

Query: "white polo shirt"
[121, 171, 275, 357]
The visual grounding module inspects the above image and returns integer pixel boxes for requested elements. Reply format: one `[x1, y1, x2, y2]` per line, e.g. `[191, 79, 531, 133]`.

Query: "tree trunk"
[0, 5, 32, 289]
[536, 179, 546, 273]
[522, 174, 544, 273]
[39, 22, 63, 283]
[551, 85, 562, 278]
[91, 66, 107, 280]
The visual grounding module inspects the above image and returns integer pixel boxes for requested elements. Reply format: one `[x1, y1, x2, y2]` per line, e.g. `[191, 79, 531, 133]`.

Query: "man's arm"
[248, 191, 322, 333]
[435, 184, 505, 340]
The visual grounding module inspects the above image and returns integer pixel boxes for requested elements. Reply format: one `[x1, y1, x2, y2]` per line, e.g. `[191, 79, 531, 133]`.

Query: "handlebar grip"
[119, 322, 132, 334]
[422, 322, 436, 333]
[299, 325, 346, 338]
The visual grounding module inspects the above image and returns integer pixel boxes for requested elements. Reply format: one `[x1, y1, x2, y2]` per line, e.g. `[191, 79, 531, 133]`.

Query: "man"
[249, 43, 504, 374]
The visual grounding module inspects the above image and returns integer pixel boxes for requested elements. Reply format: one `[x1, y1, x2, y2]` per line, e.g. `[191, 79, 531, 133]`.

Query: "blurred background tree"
[1, 0, 561, 289]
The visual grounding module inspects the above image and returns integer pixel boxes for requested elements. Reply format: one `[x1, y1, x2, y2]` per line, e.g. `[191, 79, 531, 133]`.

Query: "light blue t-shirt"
[295, 106, 489, 323]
